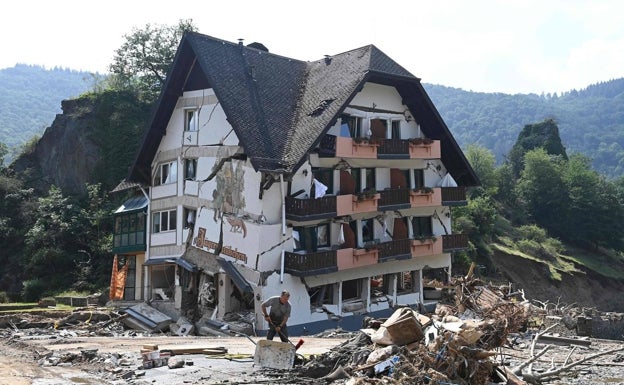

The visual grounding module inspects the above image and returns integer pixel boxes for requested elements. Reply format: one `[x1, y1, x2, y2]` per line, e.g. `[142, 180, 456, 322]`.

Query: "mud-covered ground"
[1, 324, 622, 385]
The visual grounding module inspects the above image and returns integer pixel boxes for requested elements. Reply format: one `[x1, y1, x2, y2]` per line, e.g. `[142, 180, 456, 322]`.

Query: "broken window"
[183, 208, 196, 229]
[184, 158, 197, 180]
[153, 161, 178, 186]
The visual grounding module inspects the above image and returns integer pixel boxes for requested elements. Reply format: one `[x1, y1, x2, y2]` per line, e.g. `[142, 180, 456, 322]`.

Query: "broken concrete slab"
[122, 303, 172, 332]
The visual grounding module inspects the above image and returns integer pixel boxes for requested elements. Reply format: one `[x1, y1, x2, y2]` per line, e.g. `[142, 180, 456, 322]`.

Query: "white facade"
[142, 82, 463, 334]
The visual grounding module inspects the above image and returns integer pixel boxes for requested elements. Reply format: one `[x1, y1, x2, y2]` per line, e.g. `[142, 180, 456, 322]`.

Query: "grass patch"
[561, 245, 624, 280]
[492, 242, 581, 282]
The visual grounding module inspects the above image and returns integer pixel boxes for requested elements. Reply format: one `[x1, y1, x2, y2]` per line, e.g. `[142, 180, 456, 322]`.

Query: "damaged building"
[109, 31, 479, 335]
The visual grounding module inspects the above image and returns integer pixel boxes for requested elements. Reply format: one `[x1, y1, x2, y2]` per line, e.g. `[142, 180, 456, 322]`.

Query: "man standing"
[261, 290, 291, 342]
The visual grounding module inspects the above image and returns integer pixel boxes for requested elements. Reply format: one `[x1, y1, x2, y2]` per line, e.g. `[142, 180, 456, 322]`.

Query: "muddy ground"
[1, 319, 623, 385]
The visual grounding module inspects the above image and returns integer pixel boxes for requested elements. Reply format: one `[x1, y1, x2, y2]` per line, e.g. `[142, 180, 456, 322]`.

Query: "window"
[411, 216, 432, 238]
[184, 207, 196, 228]
[152, 209, 177, 233]
[184, 158, 197, 180]
[185, 109, 198, 131]
[361, 218, 374, 243]
[414, 169, 424, 189]
[293, 223, 330, 252]
[113, 212, 146, 248]
[354, 168, 376, 193]
[341, 115, 363, 138]
[312, 168, 333, 195]
[391, 120, 401, 139]
[153, 161, 178, 186]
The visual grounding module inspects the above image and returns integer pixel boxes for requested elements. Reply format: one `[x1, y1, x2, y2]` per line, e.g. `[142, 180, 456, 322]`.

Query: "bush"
[0, 291, 8, 303]
[22, 279, 46, 302]
[517, 224, 547, 242]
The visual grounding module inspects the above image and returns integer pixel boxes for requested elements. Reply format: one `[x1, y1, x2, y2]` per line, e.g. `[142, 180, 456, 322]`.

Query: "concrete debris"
[294, 274, 624, 385]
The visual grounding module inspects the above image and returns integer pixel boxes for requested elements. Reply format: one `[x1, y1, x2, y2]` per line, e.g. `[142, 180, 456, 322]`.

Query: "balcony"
[351, 192, 380, 214]
[442, 233, 469, 252]
[376, 239, 412, 262]
[286, 188, 465, 223]
[319, 134, 440, 160]
[285, 195, 337, 221]
[286, 193, 381, 223]
[378, 189, 411, 211]
[411, 237, 443, 257]
[441, 187, 467, 206]
[284, 247, 378, 276]
[410, 187, 442, 207]
[408, 138, 441, 159]
[333, 136, 379, 158]
[284, 249, 337, 276]
[285, 234, 469, 277]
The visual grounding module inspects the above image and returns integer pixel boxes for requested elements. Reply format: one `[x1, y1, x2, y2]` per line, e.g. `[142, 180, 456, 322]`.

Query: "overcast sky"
[1, 0, 622, 95]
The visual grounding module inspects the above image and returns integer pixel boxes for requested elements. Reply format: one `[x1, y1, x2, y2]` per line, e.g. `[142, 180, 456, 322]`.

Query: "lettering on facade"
[221, 247, 247, 263]
[194, 227, 247, 263]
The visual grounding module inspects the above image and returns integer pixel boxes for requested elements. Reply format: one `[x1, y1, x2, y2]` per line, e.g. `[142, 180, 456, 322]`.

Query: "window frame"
[411, 216, 433, 238]
[153, 161, 178, 186]
[152, 209, 177, 233]
[184, 158, 197, 180]
[185, 108, 199, 131]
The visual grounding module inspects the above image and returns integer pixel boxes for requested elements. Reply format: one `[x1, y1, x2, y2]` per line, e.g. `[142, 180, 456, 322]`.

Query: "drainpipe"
[280, 173, 286, 283]
[140, 186, 151, 301]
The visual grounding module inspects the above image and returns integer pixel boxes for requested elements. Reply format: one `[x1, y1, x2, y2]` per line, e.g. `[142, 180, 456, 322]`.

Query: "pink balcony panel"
[411, 237, 443, 257]
[334, 136, 378, 159]
[410, 187, 442, 207]
[352, 193, 380, 214]
[337, 247, 378, 270]
[409, 140, 441, 159]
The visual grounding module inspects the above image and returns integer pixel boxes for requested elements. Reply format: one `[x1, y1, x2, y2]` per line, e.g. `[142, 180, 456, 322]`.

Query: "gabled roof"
[128, 32, 478, 186]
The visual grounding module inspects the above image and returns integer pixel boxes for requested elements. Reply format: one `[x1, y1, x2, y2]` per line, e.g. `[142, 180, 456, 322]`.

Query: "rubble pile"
[297, 275, 533, 385]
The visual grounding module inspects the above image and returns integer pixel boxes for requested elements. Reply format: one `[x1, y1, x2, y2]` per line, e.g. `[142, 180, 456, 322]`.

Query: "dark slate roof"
[128, 32, 478, 186]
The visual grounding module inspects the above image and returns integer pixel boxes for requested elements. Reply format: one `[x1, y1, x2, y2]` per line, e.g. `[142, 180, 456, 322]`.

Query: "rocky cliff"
[11, 91, 151, 196]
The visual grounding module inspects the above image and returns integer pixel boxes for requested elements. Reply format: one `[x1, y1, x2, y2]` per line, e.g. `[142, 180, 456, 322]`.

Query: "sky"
[1, 0, 623, 95]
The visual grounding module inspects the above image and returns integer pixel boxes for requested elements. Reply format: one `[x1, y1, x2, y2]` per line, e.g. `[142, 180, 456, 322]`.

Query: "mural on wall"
[210, 147, 246, 236]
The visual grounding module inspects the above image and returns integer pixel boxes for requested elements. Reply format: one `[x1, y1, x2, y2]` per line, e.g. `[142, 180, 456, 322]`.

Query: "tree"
[563, 154, 624, 249]
[109, 19, 197, 102]
[516, 148, 570, 237]
[465, 144, 497, 196]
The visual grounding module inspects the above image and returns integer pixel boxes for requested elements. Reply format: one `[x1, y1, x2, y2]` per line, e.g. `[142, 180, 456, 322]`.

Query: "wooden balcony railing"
[319, 134, 440, 160]
[284, 250, 337, 276]
[441, 187, 467, 205]
[378, 188, 411, 210]
[376, 239, 412, 262]
[377, 139, 409, 158]
[442, 233, 469, 251]
[285, 196, 337, 221]
[284, 234, 468, 276]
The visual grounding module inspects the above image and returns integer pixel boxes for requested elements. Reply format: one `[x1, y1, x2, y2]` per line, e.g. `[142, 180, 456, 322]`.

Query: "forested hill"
[424, 78, 624, 178]
[0, 64, 94, 152]
[1, 65, 623, 177]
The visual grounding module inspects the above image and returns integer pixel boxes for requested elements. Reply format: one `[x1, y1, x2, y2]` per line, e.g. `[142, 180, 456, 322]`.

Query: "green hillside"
[0, 64, 94, 154]
[1, 65, 623, 177]
[424, 79, 624, 177]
